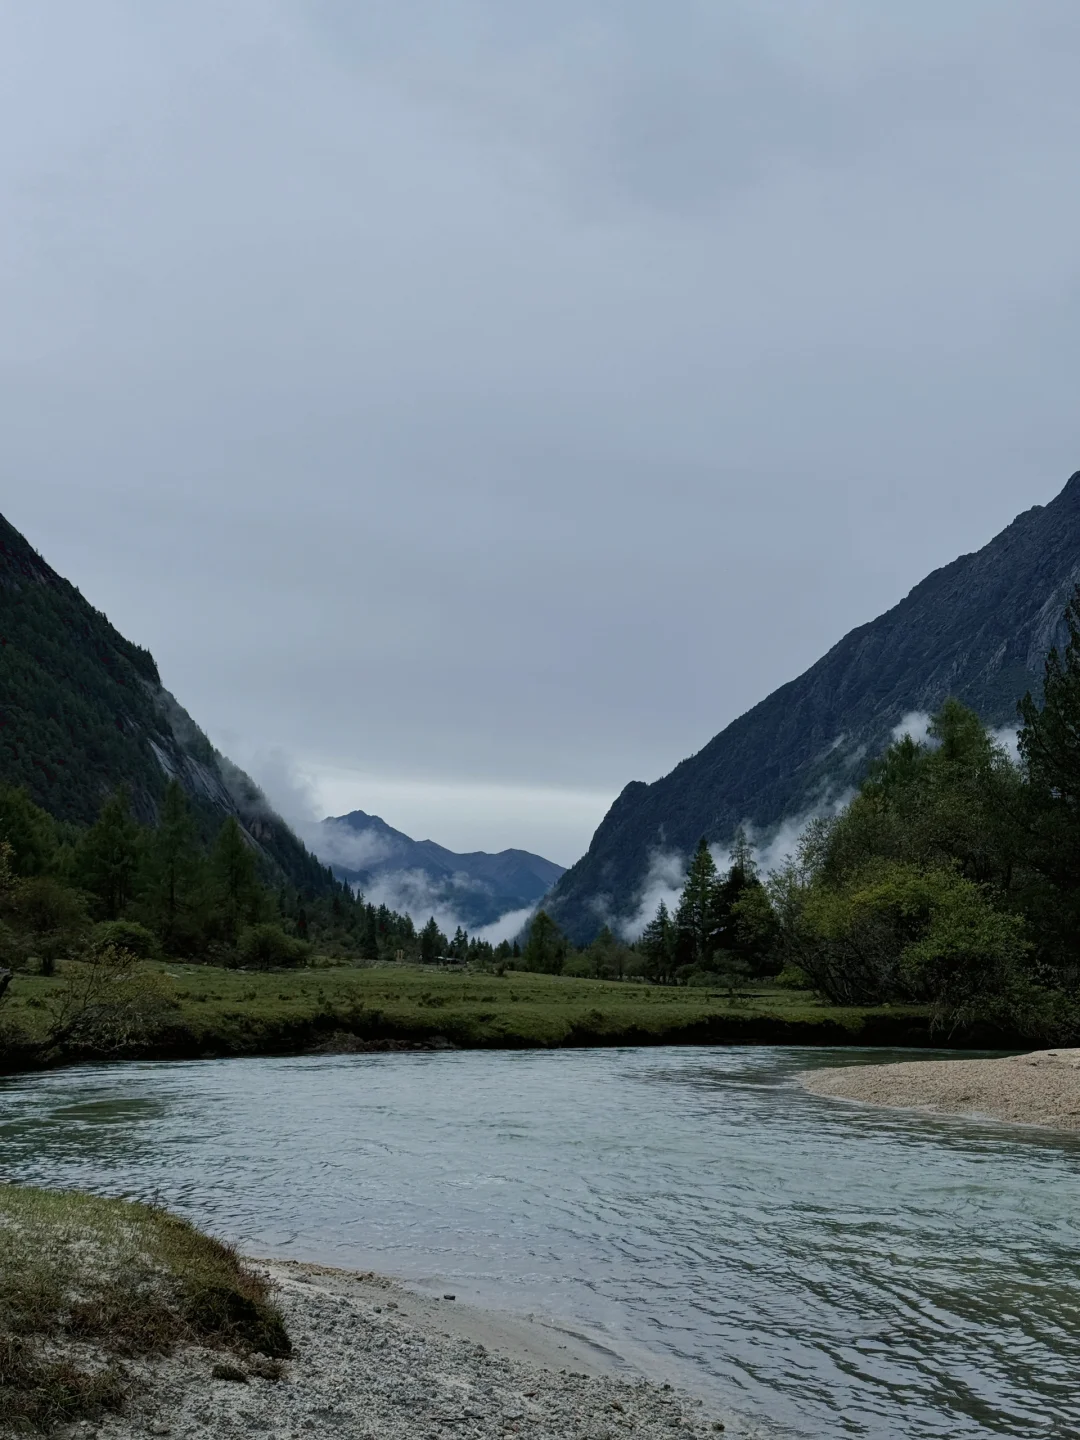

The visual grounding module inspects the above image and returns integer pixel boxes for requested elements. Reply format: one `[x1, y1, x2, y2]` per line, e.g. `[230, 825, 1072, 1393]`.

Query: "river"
[2, 1046, 1077, 1438]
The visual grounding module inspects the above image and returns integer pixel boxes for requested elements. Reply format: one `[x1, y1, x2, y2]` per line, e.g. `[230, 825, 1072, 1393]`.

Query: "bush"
[799, 859, 1030, 1021]
[90, 920, 158, 959]
[46, 946, 177, 1057]
[236, 923, 310, 971]
[8, 877, 89, 944]
[775, 963, 810, 989]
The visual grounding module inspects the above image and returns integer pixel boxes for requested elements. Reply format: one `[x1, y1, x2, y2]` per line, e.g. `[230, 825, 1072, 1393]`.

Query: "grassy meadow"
[1, 960, 936, 1069]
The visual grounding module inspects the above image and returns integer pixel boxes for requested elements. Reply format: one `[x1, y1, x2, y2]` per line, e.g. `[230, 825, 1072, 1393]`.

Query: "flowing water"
[2, 1046, 1078, 1438]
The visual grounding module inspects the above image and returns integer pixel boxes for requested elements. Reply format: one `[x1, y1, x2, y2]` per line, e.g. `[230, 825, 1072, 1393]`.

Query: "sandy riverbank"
[77, 1260, 756, 1440]
[802, 1048, 1080, 1130]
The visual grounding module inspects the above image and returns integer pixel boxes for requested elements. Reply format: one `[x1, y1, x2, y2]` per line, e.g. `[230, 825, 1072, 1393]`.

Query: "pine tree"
[1020, 585, 1080, 805]
[522, 910, 567, 974]
[420, 916, 445, 963]
[211, 816, 262, 941]
[79, 788, 142, 920]
[640, 899, 675, 983]
[709, 830, 778, 977]
[673, 838, 719, 971]
[0, 785, 57, 876]
[361, 904, 379, 961]
[1018, 585, 1080, 973]
[588, 924, 620, 978]
[141, 780, 203, 950]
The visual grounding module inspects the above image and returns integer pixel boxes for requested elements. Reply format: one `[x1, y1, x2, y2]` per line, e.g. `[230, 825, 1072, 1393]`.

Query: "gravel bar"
[802, 1047, 1080, 1130]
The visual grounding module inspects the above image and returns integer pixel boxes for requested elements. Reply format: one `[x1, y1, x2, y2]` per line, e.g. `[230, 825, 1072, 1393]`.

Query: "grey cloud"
[3, 3, 1080, 862]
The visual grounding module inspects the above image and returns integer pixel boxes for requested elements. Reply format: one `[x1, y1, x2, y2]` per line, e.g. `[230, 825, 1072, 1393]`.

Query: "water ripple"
[1, 1046, 1078, 1438]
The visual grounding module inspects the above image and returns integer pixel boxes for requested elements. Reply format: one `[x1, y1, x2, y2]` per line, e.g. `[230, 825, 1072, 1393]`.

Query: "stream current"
[2, 1045, 1078, 1438]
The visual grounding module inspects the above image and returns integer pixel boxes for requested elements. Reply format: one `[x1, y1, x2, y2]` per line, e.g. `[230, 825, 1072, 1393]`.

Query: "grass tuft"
[0, 1334, 126, 1434]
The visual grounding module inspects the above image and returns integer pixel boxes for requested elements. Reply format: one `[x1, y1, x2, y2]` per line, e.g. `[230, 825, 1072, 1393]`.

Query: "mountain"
[317, 809, 565, 929]
[0, 511, 336, 894]
[547, 469, 1080, 942]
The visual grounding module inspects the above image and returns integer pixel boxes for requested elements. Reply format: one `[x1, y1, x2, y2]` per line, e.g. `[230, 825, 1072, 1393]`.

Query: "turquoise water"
[2, 1046, 1078, 1438]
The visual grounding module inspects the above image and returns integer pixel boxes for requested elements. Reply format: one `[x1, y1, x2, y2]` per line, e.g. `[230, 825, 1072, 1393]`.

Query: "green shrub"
[776, 964, 810, 989]
[90, 919, 158, 959]
[237, 923, 310, 971]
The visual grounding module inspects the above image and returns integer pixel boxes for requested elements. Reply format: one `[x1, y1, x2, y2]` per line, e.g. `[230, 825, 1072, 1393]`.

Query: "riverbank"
[0, 962, 959, 1074]
[0, 1184, 741, 1439]
[93, 1259, 747, 1440]
[802, 1048, 1080, 1130]
[0, 1184, 288, 1435]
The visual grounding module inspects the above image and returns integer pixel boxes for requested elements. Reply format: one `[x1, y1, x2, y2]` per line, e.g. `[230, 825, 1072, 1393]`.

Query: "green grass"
[0, 1184, 288, 1434]
[3, 961, 933, 1066]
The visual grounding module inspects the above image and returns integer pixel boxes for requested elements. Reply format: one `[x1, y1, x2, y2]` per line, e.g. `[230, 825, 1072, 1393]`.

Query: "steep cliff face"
[0, 512, 333, 893]
[547, 470, 1080, 942]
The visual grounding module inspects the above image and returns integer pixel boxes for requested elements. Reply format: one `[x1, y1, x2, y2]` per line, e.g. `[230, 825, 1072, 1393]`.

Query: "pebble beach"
[77, 1260, 756, 1440]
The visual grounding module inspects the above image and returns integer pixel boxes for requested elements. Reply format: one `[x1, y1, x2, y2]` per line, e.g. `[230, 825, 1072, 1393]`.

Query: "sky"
[3, 1, 1080, 867]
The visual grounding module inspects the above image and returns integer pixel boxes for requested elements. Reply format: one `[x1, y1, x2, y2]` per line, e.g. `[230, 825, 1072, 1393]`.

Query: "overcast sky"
[4, 1, 1080, 864]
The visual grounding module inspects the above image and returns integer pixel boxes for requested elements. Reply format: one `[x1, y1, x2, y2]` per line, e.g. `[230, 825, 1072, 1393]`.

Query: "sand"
[68, 1259, 761, 1440]
[802, 1047, 1080, 1131]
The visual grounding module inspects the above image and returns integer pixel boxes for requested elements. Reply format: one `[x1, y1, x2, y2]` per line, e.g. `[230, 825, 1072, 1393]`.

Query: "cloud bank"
[6, 2, 1080, 871]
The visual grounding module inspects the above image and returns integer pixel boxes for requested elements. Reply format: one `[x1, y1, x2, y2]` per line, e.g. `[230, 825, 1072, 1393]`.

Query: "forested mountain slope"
[318, 809, 564, 929]
[548, 469, 1080, 942]
[0, 512, 334, 894]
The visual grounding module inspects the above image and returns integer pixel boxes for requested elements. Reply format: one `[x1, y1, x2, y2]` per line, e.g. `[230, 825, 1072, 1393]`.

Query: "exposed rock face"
[0, 511, 334, 893]
[548, 470, 1080, 942]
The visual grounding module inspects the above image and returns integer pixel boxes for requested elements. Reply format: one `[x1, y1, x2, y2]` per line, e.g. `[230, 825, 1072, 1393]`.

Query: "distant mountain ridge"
[0, 511, 336, 895]
[317, 809, 565, 930]
[546, 469, 1080, 942]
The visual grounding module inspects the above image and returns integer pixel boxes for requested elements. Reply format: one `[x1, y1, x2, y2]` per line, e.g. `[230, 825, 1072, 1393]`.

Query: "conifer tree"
[420, 916, 445, 963]
[211, 816, 262, 941]
[80, 788, 141, 919]
[673, 837, 720, 971]
[588, 923, 619, 978]
[522, 910, 567, 973]
[0, 785, 57, 876]
[1018, 584, 1080, 972]
[641, 899, 675, 983]
[142, 780, 203, 950]
[361, 904, 380, 960]
[1020, 585, 1080, 806]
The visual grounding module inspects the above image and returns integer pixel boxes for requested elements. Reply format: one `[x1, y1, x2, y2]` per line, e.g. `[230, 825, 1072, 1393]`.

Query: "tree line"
[508, 837, 776, 986]
[0, 779, 424, 974]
